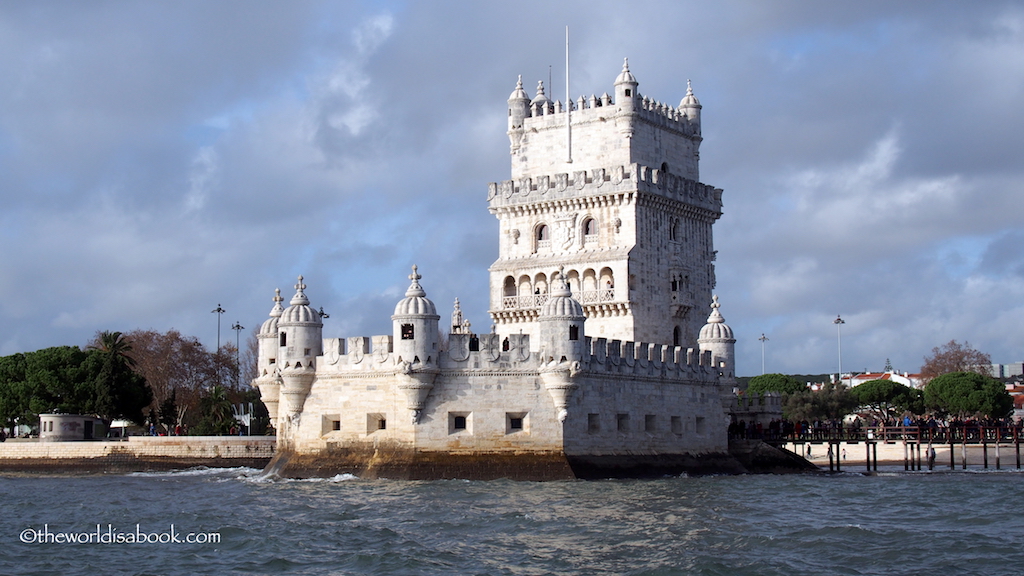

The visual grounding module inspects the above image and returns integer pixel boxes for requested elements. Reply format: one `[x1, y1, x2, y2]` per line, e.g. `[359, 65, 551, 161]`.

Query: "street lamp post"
[231, 321, 244, 388]
[212, 304, 226, 351]
[834, 315, 845, 385]
[758, 333, 769, 375]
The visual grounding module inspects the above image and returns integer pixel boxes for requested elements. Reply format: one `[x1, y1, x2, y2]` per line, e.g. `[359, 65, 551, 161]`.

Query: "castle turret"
[679, 79, 701, 135]
[507, 75, 530, 153]
[277, 276, 322, 431]
[698, 295, 736, 383]
[538, 269, 585, 422]
[537, 269, 586, 364]
[613, 58, 639, 112]
[531, 80, 552, 115]
[253, 288, 285, 428]
[392, 265, 440, 424]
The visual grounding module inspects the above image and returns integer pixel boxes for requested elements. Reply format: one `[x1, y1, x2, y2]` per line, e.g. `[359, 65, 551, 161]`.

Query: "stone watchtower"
[488, 59, 723, 349]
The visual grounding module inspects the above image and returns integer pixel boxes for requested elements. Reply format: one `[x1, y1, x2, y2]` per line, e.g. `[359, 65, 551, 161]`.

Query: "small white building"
[39, 414, 106, 441]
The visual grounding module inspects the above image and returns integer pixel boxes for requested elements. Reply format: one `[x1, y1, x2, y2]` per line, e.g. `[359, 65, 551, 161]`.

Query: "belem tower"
[253, 60, 785, 479]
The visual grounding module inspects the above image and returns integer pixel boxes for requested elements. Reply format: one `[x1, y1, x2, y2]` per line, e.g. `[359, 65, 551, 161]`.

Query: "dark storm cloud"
[2, 1, 1023, 379]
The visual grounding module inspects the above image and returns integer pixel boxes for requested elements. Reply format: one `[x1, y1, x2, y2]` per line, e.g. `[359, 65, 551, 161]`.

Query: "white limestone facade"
[253, 61, 741, 479]
[489, 60, 722, 348]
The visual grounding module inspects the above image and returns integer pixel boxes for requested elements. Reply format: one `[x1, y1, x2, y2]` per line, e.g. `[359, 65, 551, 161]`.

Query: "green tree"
[784, 382, 859, 422]
[747, 373, 806, 396]
[852, 379, 924, 422]
[194, 385, 235, 435]
[87, 331, 153, 425]
[924, 371, 1012, 419]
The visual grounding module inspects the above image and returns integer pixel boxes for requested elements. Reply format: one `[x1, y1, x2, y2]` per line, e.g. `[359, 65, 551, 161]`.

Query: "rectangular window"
[588, 413, 600, 434]
[367, 413, 386, 433]
[569, 325, 579, 341]
[332, 420, 341, 431]
[645, 414, 657, 433]
[279, 332, 287, 346]
[617, 413, 630, 433]
[695, 417, 706, 435]
[506, 412, 527, 434]
[304, 348, 311, 356]
[448, 412, 471, 434]
[321, 414, 341, 436]
[671, 416, 683, 435]
[401, 324, 415, 340]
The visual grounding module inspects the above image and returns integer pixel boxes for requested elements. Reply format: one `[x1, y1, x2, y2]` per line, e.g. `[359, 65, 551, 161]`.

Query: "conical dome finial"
[706, 294, 724, 323]
[290, 275, 309, 306]
[270, 288, 285, 318]
[406, 265, 425, 297]
[551, 266, 571, 298]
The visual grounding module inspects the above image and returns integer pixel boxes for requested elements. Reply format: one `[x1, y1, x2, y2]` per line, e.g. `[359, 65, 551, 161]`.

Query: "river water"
[2, 468, 1022, 575]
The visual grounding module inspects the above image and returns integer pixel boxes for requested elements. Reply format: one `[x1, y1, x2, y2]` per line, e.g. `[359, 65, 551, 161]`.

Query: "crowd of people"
[729, 415, 1024, 443]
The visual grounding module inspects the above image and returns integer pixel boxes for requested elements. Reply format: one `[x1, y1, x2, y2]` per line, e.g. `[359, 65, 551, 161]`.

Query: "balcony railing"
[501, 289, 615, 310]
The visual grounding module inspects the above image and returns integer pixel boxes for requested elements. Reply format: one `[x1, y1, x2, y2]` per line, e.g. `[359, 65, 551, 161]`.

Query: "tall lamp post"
[212, 304, 226, 351]
[834, 315, 845, 385]
[231, 321, 244, 388]
[758, 333, 769, 375]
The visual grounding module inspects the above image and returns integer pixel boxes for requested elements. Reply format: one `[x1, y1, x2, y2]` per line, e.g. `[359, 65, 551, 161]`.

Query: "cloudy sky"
[2, 1, 1023, 377]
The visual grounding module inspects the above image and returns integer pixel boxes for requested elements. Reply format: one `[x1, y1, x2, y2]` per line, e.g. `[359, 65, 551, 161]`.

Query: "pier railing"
[733, 424, 1024, 444]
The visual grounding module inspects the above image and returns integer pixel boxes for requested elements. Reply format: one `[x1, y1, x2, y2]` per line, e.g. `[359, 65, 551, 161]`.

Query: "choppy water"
[2, 467, 1023, 575]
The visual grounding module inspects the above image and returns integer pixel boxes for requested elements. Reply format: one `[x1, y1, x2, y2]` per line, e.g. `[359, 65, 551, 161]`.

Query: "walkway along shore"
[0, 436, 275, 473]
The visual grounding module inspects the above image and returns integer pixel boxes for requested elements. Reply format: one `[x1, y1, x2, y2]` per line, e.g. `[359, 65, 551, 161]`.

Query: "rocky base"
[265, 445, 766, 480]
[728, 440, 819, 474]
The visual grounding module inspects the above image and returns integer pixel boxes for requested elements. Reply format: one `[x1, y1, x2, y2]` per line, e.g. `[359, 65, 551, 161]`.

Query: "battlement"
[488, 163, 722, 216]
[315, 331, 718, 383]
[524, 92, 699, 137]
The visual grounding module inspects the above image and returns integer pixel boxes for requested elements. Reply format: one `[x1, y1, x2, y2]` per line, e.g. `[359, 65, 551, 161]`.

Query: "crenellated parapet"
[488, 163, 722, 217]
[315, 330, 719, 385]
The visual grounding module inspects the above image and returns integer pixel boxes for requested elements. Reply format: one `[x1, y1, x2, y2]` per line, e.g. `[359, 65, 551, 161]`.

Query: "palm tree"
[88, 331, 151, 424]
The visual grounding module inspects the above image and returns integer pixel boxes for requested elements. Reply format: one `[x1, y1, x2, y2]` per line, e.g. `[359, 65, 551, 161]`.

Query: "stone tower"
[488, 59, 723, 349]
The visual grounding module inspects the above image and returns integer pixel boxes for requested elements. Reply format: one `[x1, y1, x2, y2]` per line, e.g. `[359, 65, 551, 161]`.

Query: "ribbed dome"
[393, 265, 438, 317]
[530, 80, 552, 107]
[509, 75, 529, 101]
[679, 79, 701, 108]
[540, 274, 584, 319]
[698, 295, 734, 341]
[279, 276, 322, 326]
[614, 57, 637, 85]
[259, 288, 285, 335]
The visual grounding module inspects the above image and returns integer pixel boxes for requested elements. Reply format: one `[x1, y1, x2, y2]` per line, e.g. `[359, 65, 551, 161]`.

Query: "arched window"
[669, 219, 679, 241]
[503, 276, 516, 297]
[583, 218, 597, 236]
[537, 224, 550, 241]
[661, 162, 669, 173]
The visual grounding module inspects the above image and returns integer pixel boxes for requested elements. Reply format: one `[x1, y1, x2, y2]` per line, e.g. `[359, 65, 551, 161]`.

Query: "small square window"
[671, 416, 683, 435]
[367, 413, 386, 433]
[506, 412, 527, 434]
[332, 420, 341, 431]
[617, 413, 630, 433]
[401, 324, 415, 340]
[448, 412, 471, 434]
[304, 348, 311, 356]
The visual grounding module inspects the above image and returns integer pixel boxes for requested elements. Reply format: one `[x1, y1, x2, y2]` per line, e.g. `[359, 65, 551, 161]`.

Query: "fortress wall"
[0, 437, 276, 473]
[563, 374, 728, 456]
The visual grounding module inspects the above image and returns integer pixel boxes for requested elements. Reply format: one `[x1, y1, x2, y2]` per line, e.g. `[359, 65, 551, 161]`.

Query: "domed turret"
[531, 80, 552, 114]
[254, 288, 286, 429]
[392, 265, 440, 365]
[258, 288, 285, 375]
[679, 79, 701, 134]
[538, 268, 585, 364]
[508, 75, 531, 153]
[392, 265, 441, 424]
[614, 58, 639, 111]
[698, 295, 736, 380]
[277, 276, 323, 368]
[277, 276, 323, 428]
[538, 269, 585, 423]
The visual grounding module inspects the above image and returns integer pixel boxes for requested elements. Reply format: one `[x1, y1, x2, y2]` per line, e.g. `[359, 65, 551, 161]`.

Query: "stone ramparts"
[487, 163, 721, 214]
[318, 332, 718, 383]
[0, 436, 276, 474]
